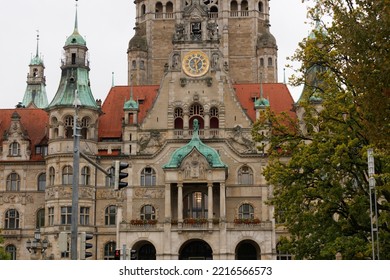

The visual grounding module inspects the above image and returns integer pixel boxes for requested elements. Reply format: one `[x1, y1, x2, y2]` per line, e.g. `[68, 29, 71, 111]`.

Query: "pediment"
[183, 0, 208, 19]
[180, 148, 210, 180]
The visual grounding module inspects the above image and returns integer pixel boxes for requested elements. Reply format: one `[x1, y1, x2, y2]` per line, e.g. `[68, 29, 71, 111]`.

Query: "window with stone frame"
[38, 173, 46, 191]
[104, 242, 116, 260]
[36, 208, 45, 228]
[62, 165, 73, 185]
[105, 205, 117, 226]
[49, 167, 55, 185]
[174, 107, 184, 129]
[5, 245, 17, 260]
[64, 115, 74, 138]
[184, 192, 208, 219]
[141, 167, 156, 186]
[81, 117, 90, 139]
[6, 172, 20, 191]
[237, 165, 254, 185]
[80, 207, 90, 225]
[140, 205, 156, 220]
[60, 206, 72, 225]
[48, 207, 54, 226]
[81, 166, 91, 185]
[238, 203, 254, 219]
[9, 141, 20, 156]
[5, 209, 20, 229]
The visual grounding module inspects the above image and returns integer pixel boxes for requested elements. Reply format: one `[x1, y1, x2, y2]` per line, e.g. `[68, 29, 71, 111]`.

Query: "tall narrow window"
[80, 207, 90, 225]
[71, 53, 76, 64]
[48, 207, 54, 226]
[104, 242, 116, 260]
[38, 173, 46, 191]
[49, 167, 55, 185]
[81, 166, 90, 185]
[5, 245, 17, 260]
[105, 205, 117, 226]
[64, 115, 74, 138]
[6, 173, 20, 191]
[9, 142, 20, 156]
[61, 206, 72, 225]
[174, 107, 184, 129]
[36, 208, 45, 228]
[62, 166, 73, 185]
[5, 209, 20, 229]
[268, 57, 273, 66]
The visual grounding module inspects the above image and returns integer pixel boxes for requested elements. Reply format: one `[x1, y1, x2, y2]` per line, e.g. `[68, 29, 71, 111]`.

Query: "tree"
[0, 229, 11, 260]
[252, 0, 390, 259]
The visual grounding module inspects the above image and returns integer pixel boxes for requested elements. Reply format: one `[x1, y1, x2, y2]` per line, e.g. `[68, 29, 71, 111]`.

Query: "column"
[220, 182, 226, 220]
[208, 182, 213, 229]
[165, 183, 171, 219]
[178, 183, 183, 222]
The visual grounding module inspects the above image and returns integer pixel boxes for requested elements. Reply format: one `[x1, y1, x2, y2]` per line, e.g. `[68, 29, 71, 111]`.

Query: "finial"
[112, 72, 115, 87]
[74, 0, 79, 32]
[260, 72, 264, 99]
[36, 30, 40, 58]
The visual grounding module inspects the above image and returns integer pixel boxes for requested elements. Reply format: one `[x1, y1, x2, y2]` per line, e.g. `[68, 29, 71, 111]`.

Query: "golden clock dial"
[182, 51, 210, 77]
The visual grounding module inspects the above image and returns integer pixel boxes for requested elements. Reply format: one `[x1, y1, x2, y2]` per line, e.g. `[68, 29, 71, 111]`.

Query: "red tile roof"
[98, 85, 160, 139]
[233, 83, 296, 122]
[98, 83, 296, 140]
[0, 108, 49, 161]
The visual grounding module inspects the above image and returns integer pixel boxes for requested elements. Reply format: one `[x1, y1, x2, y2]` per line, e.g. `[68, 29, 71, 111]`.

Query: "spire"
[74, 0, 79, 32]
[124, 73, 138, 110]
[65, 0, 86, 46]
[255, 73, 270, 109]
[35, 30, 39, 58]
[111, 72, 115, 88]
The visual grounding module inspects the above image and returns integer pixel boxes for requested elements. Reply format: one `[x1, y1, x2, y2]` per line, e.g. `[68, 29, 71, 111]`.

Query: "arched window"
[155, 2, 163, 18]
[258, 1, 264, 12]
[241, 0, 249, 10]
[260, 58, 264, 67]
[238, 165, 254, 185]
[238, 203, 254, 219]
[5, 245, 17, 260]
[6, 173, 20, 191]
[184, 192, 208, 219]
[209, 107, 219, 129]
[38, 173, 46, 191]
[231, 0, 238, 11]
[9, 142, 20, 156]
[141, 167, 156, 186]
[189, 103, 205, 129]
[268, 57, 273, 66]
[104, 242, 116, 260]
[81, 117, 90, 139]
[166, 1, 174, 14]
[62, 165, 73, 185]
[132, 60, 136, 69]
[64, 115, 74, 138]
[5, 209, 20, 229]
[36, 208, 45, 228]
[81, 166, 90, 185]
[140, 205, 156, 220]
[105, 205, 117, 226]
[141, 4, 146, 16]
[49, 167, 55, 185]
[174, 107, 184, 129]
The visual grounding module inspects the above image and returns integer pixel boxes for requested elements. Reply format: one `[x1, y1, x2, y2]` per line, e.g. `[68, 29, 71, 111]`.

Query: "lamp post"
[26, 228, 48, 259]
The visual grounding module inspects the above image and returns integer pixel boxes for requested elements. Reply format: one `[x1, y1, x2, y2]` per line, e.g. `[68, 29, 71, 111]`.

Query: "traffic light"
[114, 249, 121, 260]
[80, 232, 93, 259]
[114, 160, 129, 190]
[130, 249, 137, 260]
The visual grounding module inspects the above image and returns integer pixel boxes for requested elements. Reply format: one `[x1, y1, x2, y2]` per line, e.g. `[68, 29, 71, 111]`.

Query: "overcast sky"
[0, 0, 314, 109]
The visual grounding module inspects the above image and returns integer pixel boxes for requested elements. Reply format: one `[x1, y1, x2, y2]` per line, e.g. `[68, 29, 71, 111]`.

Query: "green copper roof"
[65, 5, 86, 46]
[30, 54, 44, 66]
[124, 98, 138, 110]
[22, 84, 49, 109]
[48, 68, 98, 109]
[163, 119, 227, 169]
[255, 97, 270, 108]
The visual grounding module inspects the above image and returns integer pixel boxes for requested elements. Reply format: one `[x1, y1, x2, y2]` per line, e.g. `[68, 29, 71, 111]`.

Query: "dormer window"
[9, 142, 20, 156]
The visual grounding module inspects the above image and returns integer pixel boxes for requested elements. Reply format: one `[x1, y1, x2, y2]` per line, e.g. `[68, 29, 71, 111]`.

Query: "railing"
[230, 11, 250, 17]
[154, 12, 175, 19]
[209, 12, 219, 19]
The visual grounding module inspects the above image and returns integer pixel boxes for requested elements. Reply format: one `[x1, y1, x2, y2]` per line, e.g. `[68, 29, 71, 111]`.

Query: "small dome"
[257, 31, 277, 48]
[30, 55, 44, 66]
[124, 98, 138, 110]
[255, 97, 270, 108]
[128, 34, 148, 52]
[65, 30, 86, 46]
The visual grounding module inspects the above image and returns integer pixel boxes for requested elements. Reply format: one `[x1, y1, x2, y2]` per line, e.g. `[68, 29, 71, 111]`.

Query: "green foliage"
[0, 230, 11, 260]
[253, 0, 390, 259]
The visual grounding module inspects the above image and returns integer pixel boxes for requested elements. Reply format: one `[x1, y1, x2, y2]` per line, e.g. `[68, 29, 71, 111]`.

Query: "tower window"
[268, 57, 273, 66]
[71, 53, 76, 64]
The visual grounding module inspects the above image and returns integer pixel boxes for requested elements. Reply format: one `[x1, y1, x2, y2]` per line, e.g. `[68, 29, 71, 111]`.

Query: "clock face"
[182, 51, 210, 77]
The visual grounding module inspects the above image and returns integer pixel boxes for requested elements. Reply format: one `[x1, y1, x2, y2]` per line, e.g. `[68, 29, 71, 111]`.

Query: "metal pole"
[71, 90, 81, 260]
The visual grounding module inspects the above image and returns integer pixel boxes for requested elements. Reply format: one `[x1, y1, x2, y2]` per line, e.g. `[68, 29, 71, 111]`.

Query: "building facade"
[0, 0, 295, 260]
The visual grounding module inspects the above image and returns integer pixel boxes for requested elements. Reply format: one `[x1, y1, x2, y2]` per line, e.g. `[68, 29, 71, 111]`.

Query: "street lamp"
[26, 228, 49, 257]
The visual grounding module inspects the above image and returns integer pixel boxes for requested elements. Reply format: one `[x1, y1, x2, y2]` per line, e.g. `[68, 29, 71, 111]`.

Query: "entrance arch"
[132, 241, 156, 260]
[179, 239, 213, 260]
[235, 240, 260, 260]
